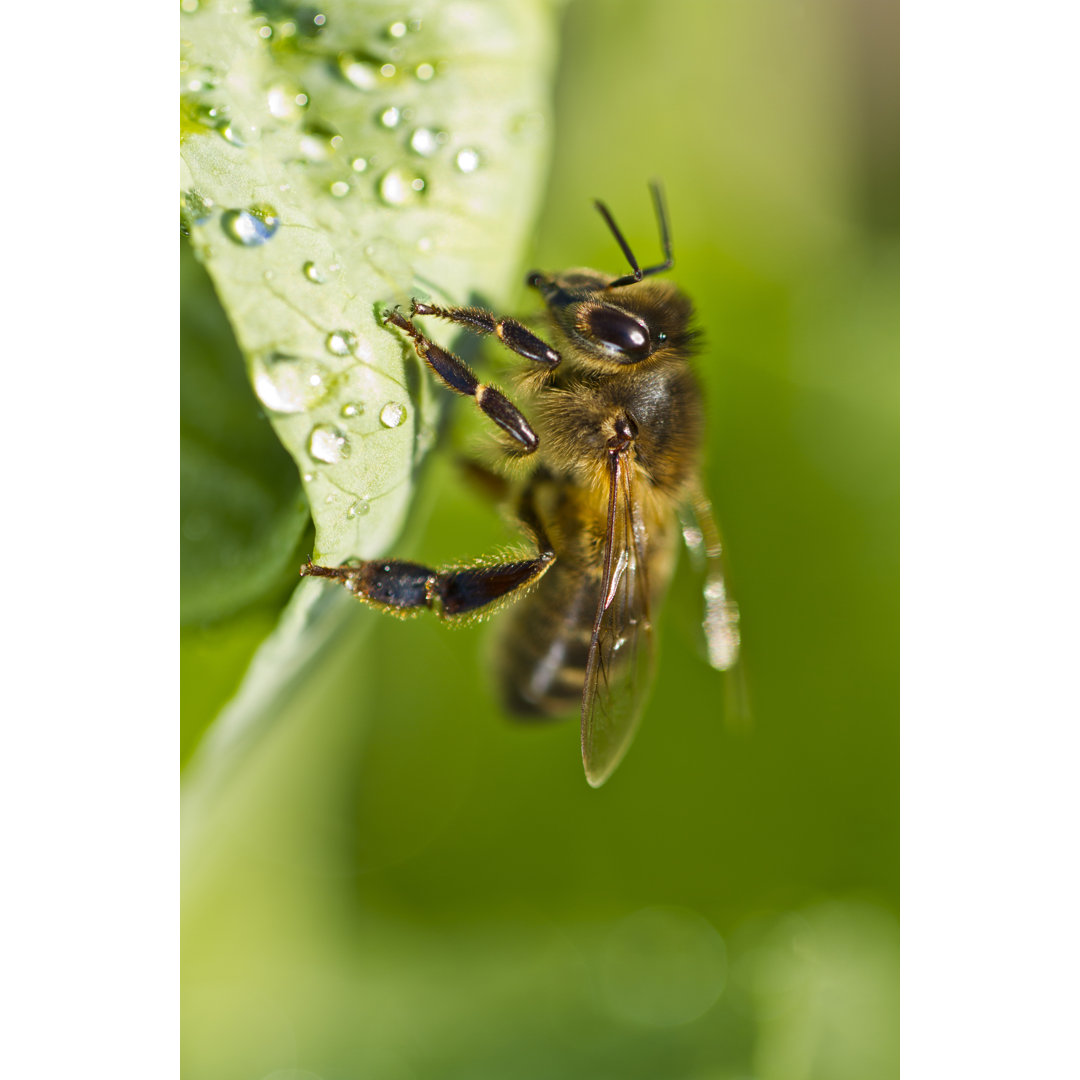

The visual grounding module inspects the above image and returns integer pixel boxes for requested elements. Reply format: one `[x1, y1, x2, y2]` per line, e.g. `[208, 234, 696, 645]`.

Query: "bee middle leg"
[301, 549, 555, 619]
[386, 310, 539, 454]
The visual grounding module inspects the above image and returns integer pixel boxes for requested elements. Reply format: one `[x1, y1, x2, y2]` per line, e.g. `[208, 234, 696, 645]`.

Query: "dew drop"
[222, 205, 279, 246]
[415, 62, 435, 81]
[313, 12, 326, 27]
[180, 190, 214, 232]
[378, 167, 424, 206]
[308, 424, 350, 464]
[329, 180, 350, 198]
[180, 0, 198, 12]
[455, 147, 481, 173]
[303, 260, 326, 283]
[267, 82, 303, 120]
[409, 127, 439, 156]
[338, 54, 378, 89]
[417, 235, 432, 253]
[251, 351, 330, 414]
[217, 120, 246, 147]
[257, 24, 272, 39]
[387, 20, 407, 38]
[379, 105, 401, 128]
[346, 499, 371, 519]
[380, 63, 397, 78]
[326, 329, 358, 356]
[380, 401, 407, 428]
[330, 134, 344, 150]
[340, 402, 363, 419]
[302, 471, 315, 482]
[351, 156, 368, 172]
[298, 132, 332, 162]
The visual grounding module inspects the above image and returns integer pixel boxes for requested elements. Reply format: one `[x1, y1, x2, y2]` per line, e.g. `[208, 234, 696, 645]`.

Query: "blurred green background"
[182, 1, 898, 1077]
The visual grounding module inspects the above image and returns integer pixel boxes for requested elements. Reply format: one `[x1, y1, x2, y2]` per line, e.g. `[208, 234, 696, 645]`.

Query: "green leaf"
[180, 0, 558, 568]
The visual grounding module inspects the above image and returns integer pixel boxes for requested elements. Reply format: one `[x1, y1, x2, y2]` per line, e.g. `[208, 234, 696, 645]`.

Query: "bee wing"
[581, 451, 658, 787]
[679, 487, 740, 671]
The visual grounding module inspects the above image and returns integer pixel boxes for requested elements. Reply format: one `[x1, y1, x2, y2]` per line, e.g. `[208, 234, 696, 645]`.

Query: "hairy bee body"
[497, 481, 680, 718]
[303, 186, 739, 785]
[497, 324, 704, 717]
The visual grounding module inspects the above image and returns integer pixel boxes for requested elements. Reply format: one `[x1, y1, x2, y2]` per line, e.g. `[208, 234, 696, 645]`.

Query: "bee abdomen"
[497, 564, 598, 720]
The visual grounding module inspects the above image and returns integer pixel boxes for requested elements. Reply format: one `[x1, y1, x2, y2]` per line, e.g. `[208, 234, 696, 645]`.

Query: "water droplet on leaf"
[180, 190, 214, 232]
[455, 148, 481, 173]
[409, 127, 439, 156]
[378, 167, 424, 206]
[251, 351, 330, 413]
[267, 82, 303, 120]
[326, 330, 358, 355]
[222, 205, 279, 246]
[380, 401, 407, 428]
[298, 131, 334, 162]
[308, 424, 350, 464]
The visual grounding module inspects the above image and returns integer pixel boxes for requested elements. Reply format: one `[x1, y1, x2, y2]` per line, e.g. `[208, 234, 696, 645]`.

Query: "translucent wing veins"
[581, 450, 657, 787]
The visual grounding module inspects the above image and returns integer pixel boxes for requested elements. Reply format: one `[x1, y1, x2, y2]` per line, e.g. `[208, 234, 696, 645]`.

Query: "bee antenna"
[595, 180, 674, 289]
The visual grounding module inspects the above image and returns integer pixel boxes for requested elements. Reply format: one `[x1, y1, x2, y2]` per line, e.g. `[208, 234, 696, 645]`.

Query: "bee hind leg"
[301, 550, 555, 619]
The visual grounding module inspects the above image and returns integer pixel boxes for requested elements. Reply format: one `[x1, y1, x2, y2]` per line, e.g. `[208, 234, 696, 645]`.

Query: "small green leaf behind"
[181, 243, 311, 625]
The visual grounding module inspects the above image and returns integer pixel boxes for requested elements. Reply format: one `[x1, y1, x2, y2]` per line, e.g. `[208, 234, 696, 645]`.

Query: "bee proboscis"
[302, 183, 740, 786]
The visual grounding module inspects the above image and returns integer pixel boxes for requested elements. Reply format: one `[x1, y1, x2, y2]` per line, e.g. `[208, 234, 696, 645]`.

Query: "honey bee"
[302, 184, 739, 786]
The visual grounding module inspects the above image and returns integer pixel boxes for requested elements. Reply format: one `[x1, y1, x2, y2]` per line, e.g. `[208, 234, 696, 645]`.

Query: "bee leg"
[386, 310, 539, 453]
[301, 550, 555, 618]
[409, 300, 561, 370]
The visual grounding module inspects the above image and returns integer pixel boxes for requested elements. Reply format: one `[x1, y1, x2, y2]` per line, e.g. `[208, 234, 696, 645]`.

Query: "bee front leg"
[409, 301, 561, 369]
[301, 551, 555, 619]
[386, 311, 539, 454]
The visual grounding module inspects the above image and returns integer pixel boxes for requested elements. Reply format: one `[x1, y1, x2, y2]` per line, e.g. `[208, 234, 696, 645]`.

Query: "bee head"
[527, 270, 695, 367]
[525, 183, 697, 367]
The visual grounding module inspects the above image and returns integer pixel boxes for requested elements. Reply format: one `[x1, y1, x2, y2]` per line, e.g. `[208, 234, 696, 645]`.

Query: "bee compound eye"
[582, 305, 652, 362]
